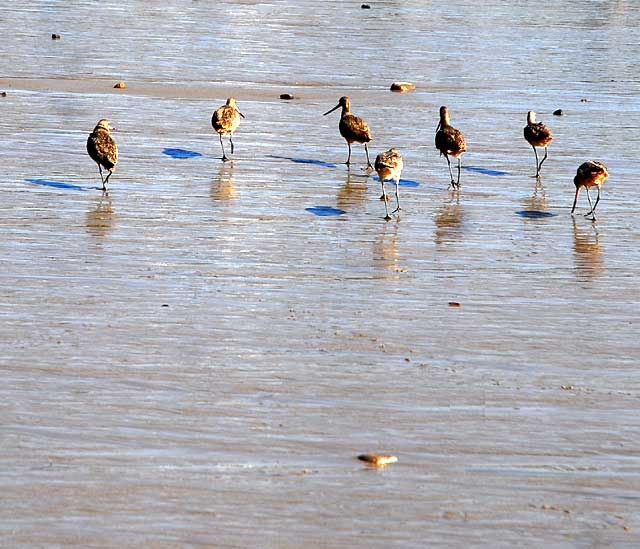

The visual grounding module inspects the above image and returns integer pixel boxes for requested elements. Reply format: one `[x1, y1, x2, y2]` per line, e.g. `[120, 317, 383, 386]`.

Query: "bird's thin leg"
[381, 179, 390, 220]
[571, 187, 580, 214]
[456, 157, 462, 188]
[345, 142, 352, 165]
[532, 145, 540, 177]
[586, 187, 602, 217]
[445, 154, 454, 187]
[229, 133, 234, 155]
[364, 143, 373, 170]
[392, 178, 401, 213]
[219, 134, 228, 161]
[584, 188, 596, 220]
[97, 164, 104, 184]
[103, 170, 112, 191]
[538, 146, 548, 172]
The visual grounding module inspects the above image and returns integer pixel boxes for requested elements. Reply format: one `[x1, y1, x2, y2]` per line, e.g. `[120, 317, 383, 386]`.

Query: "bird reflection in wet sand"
[573, 218, 603, 279]
[523, 178, 547, 212]
[210, 162, 236, 202]
[85, 192, 115, 239]
[372, 218, 400, 275]
[434, 192, 464, 247]
[336, 170, 367, 213]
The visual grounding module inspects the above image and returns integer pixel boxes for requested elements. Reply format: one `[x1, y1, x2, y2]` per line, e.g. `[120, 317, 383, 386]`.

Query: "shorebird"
[87, 119, 118, 191]
[323, 96, 373, 169]
[524, 111, 553, 177]
[435, 106, 466, 188]
[571, 161, 609, 221]
[375, 148, 403, 220]
[211, 97, 244, 161]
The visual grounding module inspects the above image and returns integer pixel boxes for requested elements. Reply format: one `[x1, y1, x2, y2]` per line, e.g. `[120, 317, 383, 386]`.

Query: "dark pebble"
[51, 33, 61, 40]
[279, 93, 294, 100]
[553, 109, 563, 116]
[361, 3, 371, 8]
[0, 92, 7, 97]
[161, 304, 169, 307]
[580, 98, 588, 103]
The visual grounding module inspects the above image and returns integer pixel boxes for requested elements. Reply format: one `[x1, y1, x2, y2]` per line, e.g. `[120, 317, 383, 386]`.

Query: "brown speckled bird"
[524, 111, 553, 177]
[375, 148, 403, 220]
[323, 96, 373, 169]
[211, 97, 245, 161]
[87, 119, 118, 191]
[571, 161, 609, 221]
[435, 106, 466, 189]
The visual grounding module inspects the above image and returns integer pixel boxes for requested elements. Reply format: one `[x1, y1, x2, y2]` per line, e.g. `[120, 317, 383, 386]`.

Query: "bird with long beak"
[435, 106, 466, 189]
[524, 111, 553, 177]
[211, 97, 245, 161]
[87, 118, 118, 191]
[375, 148, 403, 220]
[571, 161, 609, 221]
[323, 96, 373, 169]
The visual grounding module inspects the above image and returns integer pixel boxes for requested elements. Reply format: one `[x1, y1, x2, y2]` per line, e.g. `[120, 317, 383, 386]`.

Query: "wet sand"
[2, 1, 640, 547]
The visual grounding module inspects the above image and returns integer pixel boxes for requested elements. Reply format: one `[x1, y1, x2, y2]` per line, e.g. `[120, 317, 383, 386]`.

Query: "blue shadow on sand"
[463, 166, 509, 176]
[25, 178, 86, 191]
[306, 206, 346, 217]
[163, 148, 203, 159]
[268, 155, 338, 168]
[516, 210, 556, 218]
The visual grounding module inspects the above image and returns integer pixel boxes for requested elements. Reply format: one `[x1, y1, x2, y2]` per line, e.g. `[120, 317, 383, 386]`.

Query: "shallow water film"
[1, 1, 640, 546]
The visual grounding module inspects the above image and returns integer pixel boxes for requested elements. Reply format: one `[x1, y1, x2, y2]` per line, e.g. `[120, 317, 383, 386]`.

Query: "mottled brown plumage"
[435, 106, 466, 188]
[524, 111, 553, 177]
[87, 119, 118, 191]
[375, 148, 403, 220]
[211, 97, 244, 161]
[323, 96, 373, 168]
[571, 161, 609, 221]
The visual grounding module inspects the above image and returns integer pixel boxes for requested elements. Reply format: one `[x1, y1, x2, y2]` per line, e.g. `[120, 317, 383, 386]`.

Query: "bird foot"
[392, 207, 402, 214]
[384, 214, 392, 221]
[222, 155, 230, 162]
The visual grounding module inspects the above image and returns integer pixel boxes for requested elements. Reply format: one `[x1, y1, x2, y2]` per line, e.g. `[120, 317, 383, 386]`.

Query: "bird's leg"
[445, 154, 454, 188]
[584, 188, 596, 220]
[97, 164, 105, 184]
[103, 170, 112, 191]
[532, 145, 540, 177]
[219, 134, 228, 162]
[229, 133, 234, 155]
[391, 178, 401, 213]
[381, 179, 390, 220]
[456, 157, 462, 188]
[538, 146, 548, 172]
[585, 187, 601, 217]
[345, 142, 352, 165]
[571, 187, 580, 214]
[364, 143, 373, 170]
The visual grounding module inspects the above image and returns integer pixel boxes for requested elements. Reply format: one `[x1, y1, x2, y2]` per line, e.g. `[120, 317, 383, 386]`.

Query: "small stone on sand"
[448, 301, 461, 307]
[113, 81, 126, 89]
[580, 98, 588, 103]
[361, 4, 371, 8]
[279, 93, 294, 100]
[390, 82, 416, 93]
[553, 109, 563, 116]
[0, 92, 7, 97]
[51, 33, 61, 40]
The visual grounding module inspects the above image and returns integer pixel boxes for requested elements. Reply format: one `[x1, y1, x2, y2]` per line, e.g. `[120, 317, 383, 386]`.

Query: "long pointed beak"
[323, 103, 340, 116]
[571, 187, 580, 213]
[237, 109, 245, 119]
[435, 122, 441, 134]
